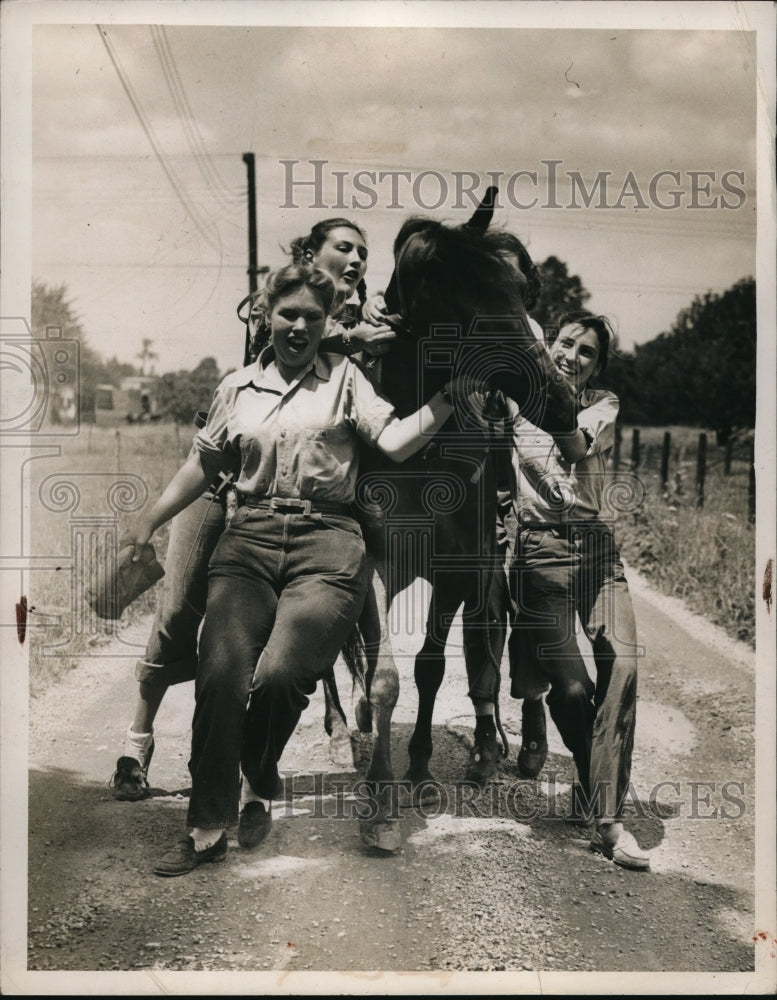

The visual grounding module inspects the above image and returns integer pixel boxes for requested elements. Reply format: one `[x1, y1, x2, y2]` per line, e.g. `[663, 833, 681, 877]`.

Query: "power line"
[149, 25, 240, 213]
[95, 24, 222, 254]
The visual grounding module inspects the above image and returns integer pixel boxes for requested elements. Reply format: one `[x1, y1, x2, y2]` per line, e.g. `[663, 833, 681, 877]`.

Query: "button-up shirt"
[509, 385, 620, 524]
[195, 347, 396, 503]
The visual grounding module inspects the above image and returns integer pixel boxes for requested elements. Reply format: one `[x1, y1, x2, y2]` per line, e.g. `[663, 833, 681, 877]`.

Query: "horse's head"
[383, 188, 535, 341]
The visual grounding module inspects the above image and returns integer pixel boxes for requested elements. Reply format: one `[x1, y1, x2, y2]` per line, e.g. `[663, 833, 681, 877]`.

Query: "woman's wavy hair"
[550, 310, 616, 374]
[287, 217, 368, 311]
[242, 263, 336, 360]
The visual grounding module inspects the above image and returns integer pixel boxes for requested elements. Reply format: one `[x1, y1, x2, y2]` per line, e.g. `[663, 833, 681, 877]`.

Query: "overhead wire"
[150, 25, 241, 213]
[95, 23, 222, 254]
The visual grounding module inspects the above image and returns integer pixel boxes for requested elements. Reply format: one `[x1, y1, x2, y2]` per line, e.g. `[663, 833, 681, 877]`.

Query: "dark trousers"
[186, 506, 368, 830]
[508, 523, 639, 821]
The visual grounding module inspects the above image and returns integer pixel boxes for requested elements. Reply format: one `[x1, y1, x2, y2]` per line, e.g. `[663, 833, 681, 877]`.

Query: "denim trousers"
[186, 506, 368, 830]
[135, 492, 226, 687]
[508, 523, 639, 821]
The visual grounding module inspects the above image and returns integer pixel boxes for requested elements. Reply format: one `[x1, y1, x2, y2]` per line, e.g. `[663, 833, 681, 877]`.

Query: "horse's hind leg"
[353, 579, 382, 734]
[358, 567, 401, 852]
[322, 669, 353, 769]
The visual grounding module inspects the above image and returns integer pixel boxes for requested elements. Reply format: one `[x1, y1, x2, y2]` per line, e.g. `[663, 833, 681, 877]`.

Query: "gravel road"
[10, 569, 775, 994]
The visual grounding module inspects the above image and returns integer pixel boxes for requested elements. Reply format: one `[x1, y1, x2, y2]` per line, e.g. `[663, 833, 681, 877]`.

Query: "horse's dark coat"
[343, 195, 578, 849]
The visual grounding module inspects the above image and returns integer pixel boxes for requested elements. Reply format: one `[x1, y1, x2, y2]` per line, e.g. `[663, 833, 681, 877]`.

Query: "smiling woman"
[506, 310, 651, 872]
[120, 261, 456, 876]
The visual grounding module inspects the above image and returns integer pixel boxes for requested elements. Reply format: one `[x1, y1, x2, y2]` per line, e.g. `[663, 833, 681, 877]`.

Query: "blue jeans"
[508, 522, 639, 821]
[135, 493, 226, 687]
[187, 506, 368, 829]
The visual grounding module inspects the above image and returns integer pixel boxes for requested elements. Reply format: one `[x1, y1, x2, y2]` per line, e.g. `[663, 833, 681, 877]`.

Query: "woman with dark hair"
[122, 262, 455, 876]
[110, 218, 395, 803]
[507, 311, 650, 871]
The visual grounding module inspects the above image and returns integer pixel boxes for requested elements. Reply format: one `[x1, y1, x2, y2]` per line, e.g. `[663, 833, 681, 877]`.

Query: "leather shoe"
[517, 699, 547, 779]
[465, 731, 499, 784]
[590, 824, 650, 871]
[238, 800, 272, 849]
[111, 748, 153, 801]
[517, 737, 548, 779]
[154, 833, 227, 877]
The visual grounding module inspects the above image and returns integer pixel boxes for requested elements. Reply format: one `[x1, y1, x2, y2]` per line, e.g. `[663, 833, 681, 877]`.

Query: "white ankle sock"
[124, 727, 153, 765]
[240, 777, 270, 810]
[192, 827, 224, 851]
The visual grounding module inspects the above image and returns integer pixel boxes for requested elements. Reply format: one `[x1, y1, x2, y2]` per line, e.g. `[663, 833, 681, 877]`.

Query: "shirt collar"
[237, 345, 333, 389]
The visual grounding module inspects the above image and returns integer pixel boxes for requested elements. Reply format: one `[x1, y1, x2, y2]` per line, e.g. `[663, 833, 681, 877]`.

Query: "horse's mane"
[388, 216, 530, 339]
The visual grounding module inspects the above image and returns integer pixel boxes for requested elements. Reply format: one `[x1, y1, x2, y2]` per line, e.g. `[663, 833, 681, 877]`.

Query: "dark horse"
[342, 189, 577, 850]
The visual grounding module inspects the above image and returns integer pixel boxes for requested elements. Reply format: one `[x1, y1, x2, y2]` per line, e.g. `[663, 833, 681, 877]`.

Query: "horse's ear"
[466, 185, 499, 232]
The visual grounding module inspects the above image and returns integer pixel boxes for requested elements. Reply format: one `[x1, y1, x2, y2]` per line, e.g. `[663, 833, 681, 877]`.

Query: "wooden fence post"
[660, 431, 671, 490]
[613, 425, 622, 470]
[631, 428, 640, 470]
[115, 429, 121, 472]
[724, 437, 733, 476]
[695, 432, 707, 508]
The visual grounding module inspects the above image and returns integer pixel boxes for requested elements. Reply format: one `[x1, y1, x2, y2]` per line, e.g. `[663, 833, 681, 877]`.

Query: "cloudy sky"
[13, 2, 768, 375]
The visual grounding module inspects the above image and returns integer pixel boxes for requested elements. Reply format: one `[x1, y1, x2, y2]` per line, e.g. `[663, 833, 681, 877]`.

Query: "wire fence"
[612, 425, 755, 521]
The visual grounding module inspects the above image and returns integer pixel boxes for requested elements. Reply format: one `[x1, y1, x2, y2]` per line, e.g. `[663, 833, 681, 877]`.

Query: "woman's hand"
[361, 292, 388, 325]
[347, 321, 397, 357]
[121, 519, 156, 562]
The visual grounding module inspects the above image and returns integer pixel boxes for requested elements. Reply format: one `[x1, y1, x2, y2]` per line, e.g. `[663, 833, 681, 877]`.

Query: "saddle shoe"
[154, 833, 227, 877]
[465, 731, 499, 784]
[238, 801, 273, 850]
[589, 823, 650, 871]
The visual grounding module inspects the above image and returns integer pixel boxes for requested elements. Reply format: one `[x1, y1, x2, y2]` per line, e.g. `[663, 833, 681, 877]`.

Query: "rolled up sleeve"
[347, 363, 397, 446]
[193, 385, 233, 475]
[578, 391, 619, 458]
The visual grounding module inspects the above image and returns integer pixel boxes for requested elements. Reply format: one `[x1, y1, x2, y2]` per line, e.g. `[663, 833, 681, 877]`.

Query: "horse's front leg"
[405, 582, 460, 798]
[357, 561, 402, 852]
[322, 668, 353, 769]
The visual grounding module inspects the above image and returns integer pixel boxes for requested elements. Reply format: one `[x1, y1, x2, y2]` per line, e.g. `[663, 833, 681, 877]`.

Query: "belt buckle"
[268, 496, 312, 515]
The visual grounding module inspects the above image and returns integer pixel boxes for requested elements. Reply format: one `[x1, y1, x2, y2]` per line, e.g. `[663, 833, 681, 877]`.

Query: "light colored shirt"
[509, 385, 620, 524]
[195, 347, 396, 503]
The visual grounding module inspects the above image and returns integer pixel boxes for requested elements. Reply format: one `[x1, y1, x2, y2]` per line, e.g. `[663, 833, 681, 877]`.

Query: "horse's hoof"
[328, 731, 354, 769]
[465, 733, 499, 784]
[398, 780, 441, 809]
[402, 767, 442, 807]
[360, 818, 402, 853]
[354, 697, 373, 734]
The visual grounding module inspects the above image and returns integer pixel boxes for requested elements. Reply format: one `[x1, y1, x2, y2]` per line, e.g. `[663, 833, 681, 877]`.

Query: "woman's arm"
[324, 321, 397, 357]
[552, 429, 590, 464]
[126, 450, 215, 558]
[553, 392, 619, 464]
[375, 384, 454, 462]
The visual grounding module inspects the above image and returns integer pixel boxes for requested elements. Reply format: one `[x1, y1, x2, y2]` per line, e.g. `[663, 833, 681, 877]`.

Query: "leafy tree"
[31, 280, 151, 423]
[605, 278, 756, 441]
[136, 338, 159, 376]
[158, 357, 223, 425]
[31, 280, 107, 422]
[531, 255, 591, 333]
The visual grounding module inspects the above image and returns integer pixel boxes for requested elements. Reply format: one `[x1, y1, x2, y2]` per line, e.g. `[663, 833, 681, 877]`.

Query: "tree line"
[31, 263, 756, 440]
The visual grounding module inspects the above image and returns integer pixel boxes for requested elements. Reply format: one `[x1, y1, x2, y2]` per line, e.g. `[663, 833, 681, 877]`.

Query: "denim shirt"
[194, 348, 396, 503]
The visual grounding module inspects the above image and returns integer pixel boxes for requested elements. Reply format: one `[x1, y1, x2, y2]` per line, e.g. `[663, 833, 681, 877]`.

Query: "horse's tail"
[340, 625, 369, 695]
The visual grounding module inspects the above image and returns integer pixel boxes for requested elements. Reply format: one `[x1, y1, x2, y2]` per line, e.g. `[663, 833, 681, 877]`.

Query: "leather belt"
[238, 494, 354, 517]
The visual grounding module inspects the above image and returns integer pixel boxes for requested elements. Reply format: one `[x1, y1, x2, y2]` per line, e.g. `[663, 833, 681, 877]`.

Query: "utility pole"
[242, 152, 259, 365]
[243, 152, 258, 297]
